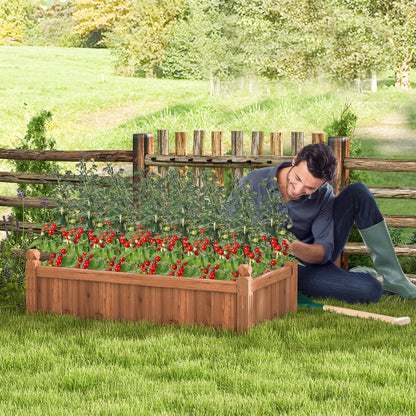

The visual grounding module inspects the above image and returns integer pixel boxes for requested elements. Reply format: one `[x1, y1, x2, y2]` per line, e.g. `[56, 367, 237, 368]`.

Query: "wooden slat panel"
[37, 277, 49, 312]
[36, 266, 239, 293]
[50, 277, 62, 315]
[211, 292, 224, 328]
[62, 279, 72, 315]
[222, 293, 236, 329]
[195, 291, 211, 326]
[93, 282, 104, 319]
[27, 249, 296, 330]
[118, 284, 135, 321]
[252, 265, 292, 291]
[103, 282, 114, 320]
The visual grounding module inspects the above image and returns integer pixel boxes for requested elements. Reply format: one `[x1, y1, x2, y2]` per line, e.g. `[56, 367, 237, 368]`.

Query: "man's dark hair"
[294, 143, 337, 182]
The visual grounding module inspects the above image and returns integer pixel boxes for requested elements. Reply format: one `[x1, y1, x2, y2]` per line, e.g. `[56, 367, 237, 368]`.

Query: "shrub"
[12, 110, 57, 225]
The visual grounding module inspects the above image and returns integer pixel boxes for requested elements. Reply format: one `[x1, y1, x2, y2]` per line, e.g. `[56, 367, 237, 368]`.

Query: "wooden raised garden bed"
[26, 249, 297, 331]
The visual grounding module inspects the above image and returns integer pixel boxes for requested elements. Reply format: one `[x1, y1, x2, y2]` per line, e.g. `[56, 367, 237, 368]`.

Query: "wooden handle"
[322, 305, 410, 325]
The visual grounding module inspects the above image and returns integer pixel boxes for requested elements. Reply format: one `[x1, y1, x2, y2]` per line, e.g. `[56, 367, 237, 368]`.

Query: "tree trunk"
[371, 71, 377, 93]
[395, 60, 411, 89]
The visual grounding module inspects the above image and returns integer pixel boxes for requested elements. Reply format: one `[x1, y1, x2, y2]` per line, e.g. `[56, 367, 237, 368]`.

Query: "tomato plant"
[39, 221, 293, 280]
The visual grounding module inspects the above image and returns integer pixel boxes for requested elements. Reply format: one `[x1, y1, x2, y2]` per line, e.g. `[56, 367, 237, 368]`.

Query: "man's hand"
[288, 240, 326, 264]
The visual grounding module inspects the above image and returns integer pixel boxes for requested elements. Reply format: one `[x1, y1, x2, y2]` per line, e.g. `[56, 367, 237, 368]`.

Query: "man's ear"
[292, 155, 297, 166]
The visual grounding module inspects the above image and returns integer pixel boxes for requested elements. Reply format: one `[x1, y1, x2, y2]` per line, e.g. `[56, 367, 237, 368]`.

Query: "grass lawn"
[1, 296, 416, 416]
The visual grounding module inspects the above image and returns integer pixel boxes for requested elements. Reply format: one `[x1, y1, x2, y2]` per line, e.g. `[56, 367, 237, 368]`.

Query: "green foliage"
[24, 1, 81, 47]
[161, 0, 247, 81]
[0, 241, 25, 305]
[324, 103, 358, 138]
[0, 0, 31, 45]
[0, 213, 33, 306]
[324, 103, 368, 184]
[50, 161, 294, 245]
[104, 0, 185, 77]
[12, 110, 57, 224]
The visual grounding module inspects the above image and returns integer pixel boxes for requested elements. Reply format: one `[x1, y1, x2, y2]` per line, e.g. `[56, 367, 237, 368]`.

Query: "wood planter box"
[26, 249, 297, 332]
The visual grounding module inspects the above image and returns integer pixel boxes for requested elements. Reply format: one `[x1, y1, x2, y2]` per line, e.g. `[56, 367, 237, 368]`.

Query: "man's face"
[286, 160, 326, 200]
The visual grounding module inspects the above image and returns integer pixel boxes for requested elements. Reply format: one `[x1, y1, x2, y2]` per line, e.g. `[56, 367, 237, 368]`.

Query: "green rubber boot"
[359, 220, 416, 298]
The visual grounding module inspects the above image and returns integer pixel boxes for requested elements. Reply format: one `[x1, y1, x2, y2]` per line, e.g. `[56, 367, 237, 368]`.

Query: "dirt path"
[355, 115, 416, 141]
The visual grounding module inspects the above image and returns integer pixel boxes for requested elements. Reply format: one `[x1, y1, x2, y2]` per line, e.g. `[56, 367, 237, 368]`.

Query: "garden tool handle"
[322, 305, 410, 325]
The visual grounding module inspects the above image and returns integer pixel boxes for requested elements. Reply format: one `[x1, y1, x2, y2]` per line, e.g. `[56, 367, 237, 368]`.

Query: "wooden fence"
[1, 130, 415, 279]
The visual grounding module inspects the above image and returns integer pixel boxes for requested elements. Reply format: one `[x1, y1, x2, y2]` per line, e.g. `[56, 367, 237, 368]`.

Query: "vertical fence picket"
[291, 132, 304, 156]
[270, 132, 283, 156]
[211, 131, 224, 185]
[193, 130, 205, 186]
[312, 132, 326, 144]
[251, 131, 264, 171]
[133, 133, 154, 202]
[175, 131, 188, 156]
[157, 130, 170, 177]
[231, 131, 244, 182]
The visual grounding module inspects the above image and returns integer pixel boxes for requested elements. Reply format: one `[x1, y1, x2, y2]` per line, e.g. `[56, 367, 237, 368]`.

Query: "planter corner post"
[236, 264, 254, 332]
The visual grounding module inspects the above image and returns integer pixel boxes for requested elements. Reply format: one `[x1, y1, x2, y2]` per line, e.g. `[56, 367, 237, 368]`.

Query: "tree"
[104, 0, 184, 77]
[344, 0, 416, 89]
[161, 0, 246, 81]
[72, 0, 131, 47]
[0, 0, 31, 45]
[377, 0, 416, 89]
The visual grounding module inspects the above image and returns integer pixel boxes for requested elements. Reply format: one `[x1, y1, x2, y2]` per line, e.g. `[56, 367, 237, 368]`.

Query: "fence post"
[193, 130, 205, 186]
[211, 131, 224, 185]
[251, 131, 264, 156]
[328, 137, 350, 196]
[328, 136, 350, 269]
[312, 133, 326, 144]
[175, 131, 187, 156]
[157, 130, 169, 176]
[231, 131, 244, 182]
[270, 132, 283, 156]
[236, 264, 253, 332]
[291, 132, 304, 156]
[133, 133, 154, 182]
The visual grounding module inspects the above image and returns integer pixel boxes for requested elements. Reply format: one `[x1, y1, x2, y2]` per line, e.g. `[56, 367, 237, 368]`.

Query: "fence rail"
[0, 129, 415, 280]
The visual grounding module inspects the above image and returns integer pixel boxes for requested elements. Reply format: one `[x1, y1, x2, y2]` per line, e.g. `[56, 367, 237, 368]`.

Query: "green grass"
[2, 46, 416, 152]
[1, 297, 416, 416]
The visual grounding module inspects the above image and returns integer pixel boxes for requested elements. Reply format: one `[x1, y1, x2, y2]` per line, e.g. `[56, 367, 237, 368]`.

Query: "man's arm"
[289, 240, 326, 264]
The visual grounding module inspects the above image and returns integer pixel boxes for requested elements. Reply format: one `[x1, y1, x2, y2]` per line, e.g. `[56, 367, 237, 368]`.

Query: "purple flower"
[2, 215, 9, 239]
[17, 189, 25, 199]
